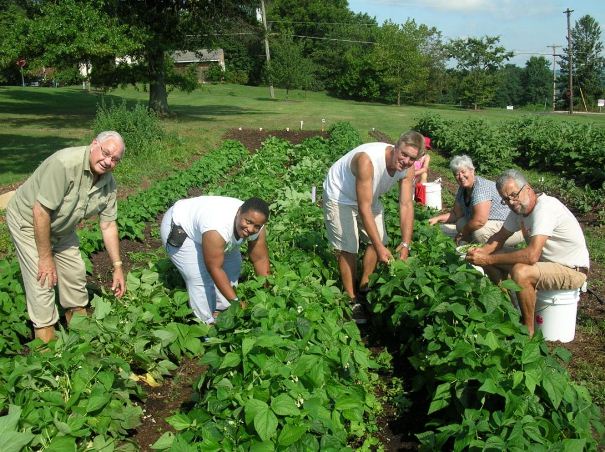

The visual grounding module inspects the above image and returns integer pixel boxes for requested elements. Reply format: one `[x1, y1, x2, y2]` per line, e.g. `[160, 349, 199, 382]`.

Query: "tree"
[108, 1, 258, 115]
[522, 56, 551, 106]
[268, 0, 377, 90]
[574, 14, 605, 103]
[448, 36, 513, 109]
[267, 34, 315, 94]
[371, 20, 439, 106]
[493, 64, 523, 107]
[0, 1, 258, 115]
[560, 15, 605, 107]
[0, 0, 137, 84]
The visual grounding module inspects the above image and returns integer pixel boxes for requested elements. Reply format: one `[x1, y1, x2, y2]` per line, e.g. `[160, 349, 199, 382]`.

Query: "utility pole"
[564, 8, 574, 114]
[260, 0, 275, 99]
[547, 45, 560, 111]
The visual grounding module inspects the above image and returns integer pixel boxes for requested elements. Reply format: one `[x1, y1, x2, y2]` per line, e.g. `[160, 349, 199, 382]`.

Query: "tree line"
[1, 0, 603, 114]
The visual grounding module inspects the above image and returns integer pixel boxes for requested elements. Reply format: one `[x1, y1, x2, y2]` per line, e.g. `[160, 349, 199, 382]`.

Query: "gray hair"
[96, 131, 125, 152]
[449, 155, 474, 173]
[496, 169, 527, 191]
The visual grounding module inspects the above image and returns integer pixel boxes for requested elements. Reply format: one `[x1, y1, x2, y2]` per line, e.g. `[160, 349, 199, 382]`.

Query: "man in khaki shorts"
[466, 169, 589, 336]
[322, 131, 425, 322]
[6, 131, 127, 343]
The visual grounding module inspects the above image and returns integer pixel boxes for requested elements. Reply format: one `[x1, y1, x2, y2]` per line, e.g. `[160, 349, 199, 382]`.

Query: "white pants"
[160, 207, 241, 323]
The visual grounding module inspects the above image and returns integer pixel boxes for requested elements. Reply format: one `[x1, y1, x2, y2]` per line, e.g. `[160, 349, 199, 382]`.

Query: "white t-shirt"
[503, 194, 589, 268]
[171, 196, 261, 252]
[323, 142, 408, 207]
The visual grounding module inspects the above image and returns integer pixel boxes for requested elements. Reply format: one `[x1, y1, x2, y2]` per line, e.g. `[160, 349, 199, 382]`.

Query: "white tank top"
[323, 142, 408, 206]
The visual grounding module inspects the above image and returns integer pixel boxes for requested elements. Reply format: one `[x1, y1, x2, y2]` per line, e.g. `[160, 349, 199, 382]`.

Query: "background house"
[171, 49, 225, 82]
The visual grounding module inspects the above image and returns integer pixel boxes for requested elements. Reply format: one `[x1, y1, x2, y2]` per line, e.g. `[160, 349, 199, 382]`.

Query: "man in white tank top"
[467, 169, 589, 336]
[323, 131, 426, 320]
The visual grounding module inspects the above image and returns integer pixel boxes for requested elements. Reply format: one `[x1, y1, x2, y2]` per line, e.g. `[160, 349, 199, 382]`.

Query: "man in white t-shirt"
[322, 131, 425, 322]
[467, 169, 589, 336]
[160, 196, 270, 323]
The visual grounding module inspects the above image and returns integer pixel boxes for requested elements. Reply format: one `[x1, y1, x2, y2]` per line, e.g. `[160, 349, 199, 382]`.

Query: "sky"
[347, 0, 605, 66]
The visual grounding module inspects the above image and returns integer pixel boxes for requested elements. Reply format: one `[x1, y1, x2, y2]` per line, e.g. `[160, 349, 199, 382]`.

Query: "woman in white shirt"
[160, 196, 270, 323]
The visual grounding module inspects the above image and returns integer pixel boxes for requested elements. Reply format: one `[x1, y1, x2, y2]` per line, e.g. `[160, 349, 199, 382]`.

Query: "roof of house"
[172, 49, 224, 63]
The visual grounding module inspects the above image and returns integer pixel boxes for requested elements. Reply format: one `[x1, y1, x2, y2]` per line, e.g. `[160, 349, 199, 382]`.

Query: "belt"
[574, 266, 589, 275]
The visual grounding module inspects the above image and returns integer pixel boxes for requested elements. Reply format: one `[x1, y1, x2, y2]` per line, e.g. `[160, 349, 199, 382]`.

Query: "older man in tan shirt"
[6, 131, 126, 342]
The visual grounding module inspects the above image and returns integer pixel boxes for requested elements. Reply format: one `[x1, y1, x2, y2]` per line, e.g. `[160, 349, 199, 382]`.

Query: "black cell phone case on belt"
[167, 222, 188, 247]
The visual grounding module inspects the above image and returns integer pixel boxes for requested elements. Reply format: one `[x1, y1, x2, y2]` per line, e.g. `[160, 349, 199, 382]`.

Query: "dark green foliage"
[92, 100, 164, 157]
[414, 113, 518, 173]
[415, 113, 605, 188]
[447, 36, 514, 109]
[368, 194, 604, 450]
[522, 56, 552, 107]
[559, 15, 605, 108]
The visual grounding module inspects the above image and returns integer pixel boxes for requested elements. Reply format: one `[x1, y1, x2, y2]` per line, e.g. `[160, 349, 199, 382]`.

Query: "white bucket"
[534, 289, 580, 343]
[423, 182, 442, 210]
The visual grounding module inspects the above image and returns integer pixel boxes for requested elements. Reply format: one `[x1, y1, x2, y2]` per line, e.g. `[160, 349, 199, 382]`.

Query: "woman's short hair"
[241, 197, 270, 219]
[450, 155, 474, 174]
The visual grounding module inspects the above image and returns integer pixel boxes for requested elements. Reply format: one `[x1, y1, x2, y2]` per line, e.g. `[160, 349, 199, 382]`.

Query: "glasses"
[98, 143, 121, 164]
[500, 184, 525, 205]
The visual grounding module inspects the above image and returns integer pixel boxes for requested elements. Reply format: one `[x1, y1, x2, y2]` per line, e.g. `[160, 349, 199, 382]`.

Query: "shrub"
[92, 100, 164, 156]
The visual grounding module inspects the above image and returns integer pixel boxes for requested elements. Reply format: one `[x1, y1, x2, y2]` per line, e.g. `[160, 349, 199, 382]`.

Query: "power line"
[268, 20, 376, 26]
[290, 34, 375, 44]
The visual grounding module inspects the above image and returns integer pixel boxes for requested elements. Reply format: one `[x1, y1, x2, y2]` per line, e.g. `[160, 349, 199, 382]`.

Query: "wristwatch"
[400, 242, 410, 250]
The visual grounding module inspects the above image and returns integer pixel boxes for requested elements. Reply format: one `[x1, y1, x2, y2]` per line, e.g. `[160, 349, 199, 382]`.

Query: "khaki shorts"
[441, 218, 524, 248]
[535, 262, 587, 291]
[323, 199, 387, 254]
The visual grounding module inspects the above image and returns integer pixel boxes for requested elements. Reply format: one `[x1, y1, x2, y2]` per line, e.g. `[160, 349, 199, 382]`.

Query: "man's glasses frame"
[500, 184, 525, 205]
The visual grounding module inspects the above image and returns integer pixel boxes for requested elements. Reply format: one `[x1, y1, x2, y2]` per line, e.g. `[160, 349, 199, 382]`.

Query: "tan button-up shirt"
[8, 146, 117, 239]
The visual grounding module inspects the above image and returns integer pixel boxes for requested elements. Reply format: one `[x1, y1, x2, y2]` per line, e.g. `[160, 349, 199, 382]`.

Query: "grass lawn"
[2, 83, 605, 187]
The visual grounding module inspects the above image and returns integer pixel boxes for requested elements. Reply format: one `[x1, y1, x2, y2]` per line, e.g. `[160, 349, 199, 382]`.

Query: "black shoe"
[350, 302, 368, 324]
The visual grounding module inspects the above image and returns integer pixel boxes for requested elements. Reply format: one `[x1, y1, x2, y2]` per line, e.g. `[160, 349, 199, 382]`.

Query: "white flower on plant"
[295, 396, 305, 407]
[297, 306, 303, 314]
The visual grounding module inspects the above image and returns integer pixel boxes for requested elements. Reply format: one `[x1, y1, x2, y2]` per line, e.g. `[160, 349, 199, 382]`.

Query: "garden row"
[148, 126, 388, 450]
[149, 123, 603, 450]
[0, 124, 388, 450]
[0, 139, 248, 354]
[367, 191, 604, 449]
[0, 138, 256, 450]
[1, 122, 603, 450]
[414, 113, 605, 221]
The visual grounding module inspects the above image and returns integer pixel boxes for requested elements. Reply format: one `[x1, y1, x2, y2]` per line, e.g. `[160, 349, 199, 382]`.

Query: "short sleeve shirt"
[503, 194, 589, 268]
[8, 146, 118, 238]
[171, 196, 262, 253]
[455, 175, 511, 221]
